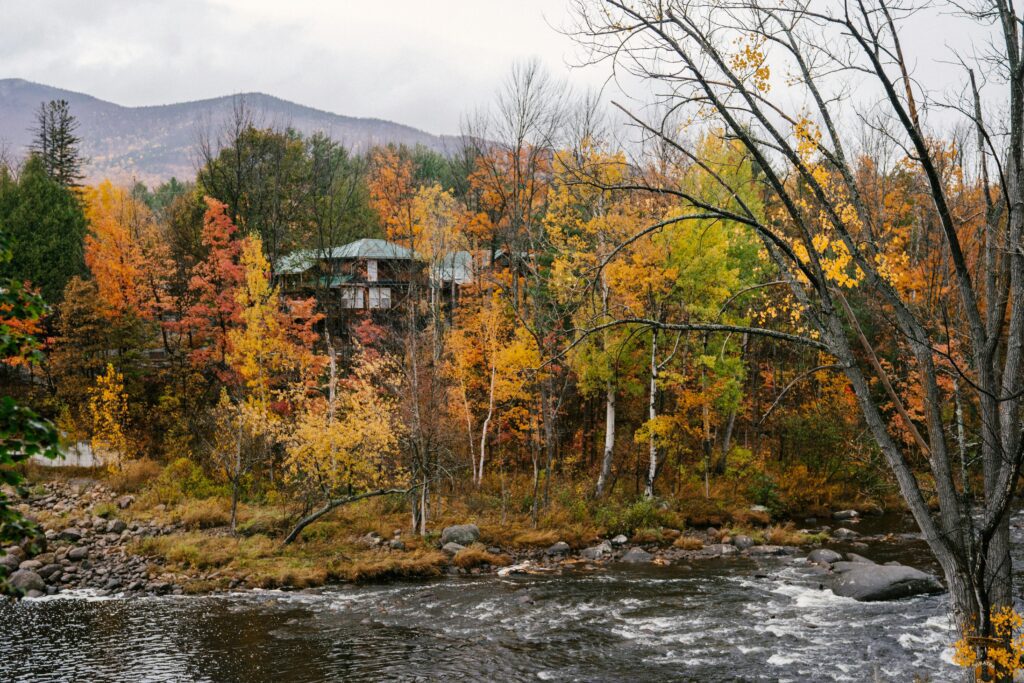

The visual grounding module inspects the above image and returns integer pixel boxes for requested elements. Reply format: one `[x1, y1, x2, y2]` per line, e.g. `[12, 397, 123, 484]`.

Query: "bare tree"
[570, 0, 1024, 669]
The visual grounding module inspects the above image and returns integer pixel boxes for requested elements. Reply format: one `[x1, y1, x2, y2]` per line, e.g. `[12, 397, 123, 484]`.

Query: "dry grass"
[133, 532, 276, 570]
[452, 545, 512, 569]
[673, 535, 705, 550]
[175, 497, 232, 529]
[109, 459, 163, 493]
[338, 548, 448, 582]
[764, 523, 827, 546]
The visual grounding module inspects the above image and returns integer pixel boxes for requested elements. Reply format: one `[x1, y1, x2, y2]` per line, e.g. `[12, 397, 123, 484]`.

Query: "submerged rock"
[620, 547, 654, 564]
[831, 564, 943, 601]
[440, 524, 480, 546]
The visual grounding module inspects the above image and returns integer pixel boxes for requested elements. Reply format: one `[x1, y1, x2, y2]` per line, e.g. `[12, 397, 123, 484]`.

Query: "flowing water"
[6, 511, 1022, 682]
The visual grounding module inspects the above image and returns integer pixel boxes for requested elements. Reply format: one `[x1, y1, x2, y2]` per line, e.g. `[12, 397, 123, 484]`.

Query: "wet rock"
[620, 547, 654, 564]
[832, 509, 859, 521]
[440, 524, 480, 546]
[732, 535, 755, 550]
[846, 553, 875, 564]
[746, 545, 788, 556]
[610, 534, 628, 546]
[832, 527, 860, 540]
[9, 569, 45, 593]
[831, 564, 944, 601]
[546, 541, 570, 556]
[807, 548, 842, 566]
[441, 542, 465, 555]
[702, 543, 739, 557]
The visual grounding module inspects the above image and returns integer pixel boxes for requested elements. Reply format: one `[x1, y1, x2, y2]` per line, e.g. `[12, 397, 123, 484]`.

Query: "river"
[5, 510, 1020, 682]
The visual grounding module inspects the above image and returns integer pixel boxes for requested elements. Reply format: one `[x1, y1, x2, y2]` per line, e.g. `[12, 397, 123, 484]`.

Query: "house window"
[367, 259, 378, 282]
[368, 286, 391, 309]
[340, 287, 363, 309]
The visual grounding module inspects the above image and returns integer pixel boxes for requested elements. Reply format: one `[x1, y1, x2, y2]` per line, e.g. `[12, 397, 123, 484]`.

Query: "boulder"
[832, 509, 859, 521]
[580, 541, 613, 560]
[0, 553, 20, 574]
[18, 560, 42, 572]
[846, 553, 875, 564]
[610, 534, 629, 546]
[702, 543, 739, 557]
[67, 547, 89, 561]
[832, 527, 860, 540]
[807, 548, 842, 566]
[37, 564, 62, 581]
[620, 547, 654, 564]
[440, 524, 480, 546]
[9, 569, 45, 593]
[831, 564, 944, 601]
[58, 528, 83, 543]
[441, 542, 465, 555]
[747, 545, 788, 556]
[546, 541, 571, 556]
[732, 535, 755, 550]
[106, 519, 127, 534]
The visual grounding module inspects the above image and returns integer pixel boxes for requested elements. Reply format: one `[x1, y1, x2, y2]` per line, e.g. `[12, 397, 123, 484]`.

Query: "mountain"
[0, 79, 458, 185]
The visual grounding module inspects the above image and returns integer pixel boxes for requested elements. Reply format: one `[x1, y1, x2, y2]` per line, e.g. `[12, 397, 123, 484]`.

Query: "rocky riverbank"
[3, 479, 943, 602]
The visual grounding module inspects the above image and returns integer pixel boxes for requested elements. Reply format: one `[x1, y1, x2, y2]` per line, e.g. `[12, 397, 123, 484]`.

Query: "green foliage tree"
[30, 99, 85, 188]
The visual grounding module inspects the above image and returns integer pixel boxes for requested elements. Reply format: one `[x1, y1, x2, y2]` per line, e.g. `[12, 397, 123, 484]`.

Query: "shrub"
[146, 458, 226, 505]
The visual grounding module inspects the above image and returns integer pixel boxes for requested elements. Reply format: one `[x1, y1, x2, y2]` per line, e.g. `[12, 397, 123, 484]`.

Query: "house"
[277, 238, 422, 311]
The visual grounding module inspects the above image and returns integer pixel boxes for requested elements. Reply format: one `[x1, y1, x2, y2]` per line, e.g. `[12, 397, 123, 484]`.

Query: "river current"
[5, 510, 1019, 682]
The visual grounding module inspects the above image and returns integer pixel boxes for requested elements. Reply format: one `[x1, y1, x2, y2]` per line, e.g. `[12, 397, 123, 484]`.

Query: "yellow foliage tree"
[88, 363, 130, 472]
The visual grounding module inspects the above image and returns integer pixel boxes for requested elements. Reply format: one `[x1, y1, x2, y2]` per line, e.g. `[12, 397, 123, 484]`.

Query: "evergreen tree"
[30, 99, 85, 188]
[0, 156, 87, 301]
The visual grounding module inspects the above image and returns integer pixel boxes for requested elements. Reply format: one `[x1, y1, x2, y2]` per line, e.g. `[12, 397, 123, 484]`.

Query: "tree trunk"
[644, 330, 658, 498]
[595, 380, 616, 497]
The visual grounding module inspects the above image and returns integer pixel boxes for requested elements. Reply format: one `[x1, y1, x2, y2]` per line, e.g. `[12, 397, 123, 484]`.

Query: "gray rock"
[441, 542, 465, 555]
[546, 541, 571, 556]
[117, 496, 134, 509]
[611, 534, 629, 546]
[749, 505, 770, 514]
[106, 519, 127, 534]
[389, 539, 406, 550]
[58, 528, 83, 542]
[67, 547, 89, 561]
[846, 552, 875, 564]
[702, 543, 739, 557]
[580, 541, 613, 560]
[832, 509, 859, 521]
[3, 546, 24, 561]
[732, 535, 755, 550]
[620, 547, 654, 564]
[25, 589, 44, 599]
[9, 569, 45, 593]
[831, 564, 944, 601]
[747, 545, 788, 556]
[440, 524, 480, 546]
[807, 548, 842, 566]
[832, 527, 860, 540]
[18, 560, 42, 572]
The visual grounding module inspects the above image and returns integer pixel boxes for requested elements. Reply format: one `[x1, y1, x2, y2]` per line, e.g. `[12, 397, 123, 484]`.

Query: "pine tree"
[30, 99, 85, 188]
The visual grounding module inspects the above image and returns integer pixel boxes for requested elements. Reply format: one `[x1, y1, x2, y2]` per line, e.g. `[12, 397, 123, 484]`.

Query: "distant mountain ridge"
[0, 79, 458, 185]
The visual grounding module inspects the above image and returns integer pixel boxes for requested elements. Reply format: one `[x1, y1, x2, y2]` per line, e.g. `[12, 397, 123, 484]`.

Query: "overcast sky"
[0, 0, 608, 135]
